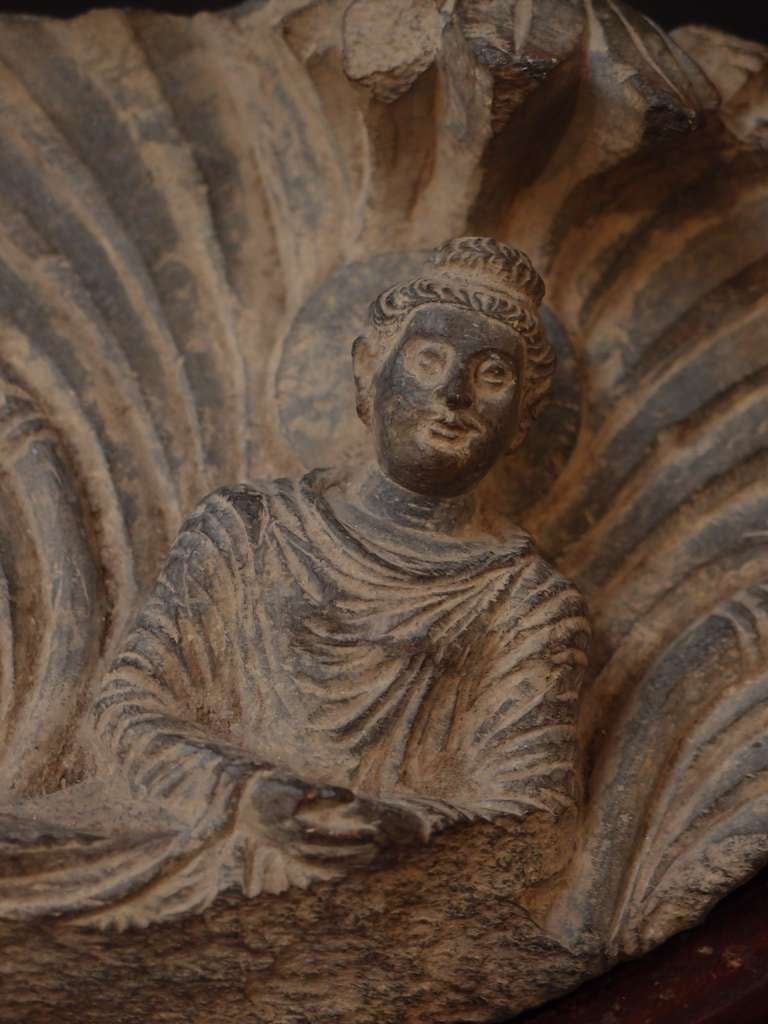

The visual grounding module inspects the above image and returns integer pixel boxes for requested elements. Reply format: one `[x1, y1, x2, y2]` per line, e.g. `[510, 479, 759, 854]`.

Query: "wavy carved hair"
[354, 237, 555, 448]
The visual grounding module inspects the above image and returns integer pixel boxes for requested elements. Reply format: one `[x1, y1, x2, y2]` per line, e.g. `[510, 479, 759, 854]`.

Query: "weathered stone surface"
[342, 0, 446, 102]
[0, 1, 767, 1021]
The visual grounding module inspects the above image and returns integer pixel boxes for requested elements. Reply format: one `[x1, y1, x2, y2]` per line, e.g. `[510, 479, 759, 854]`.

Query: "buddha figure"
[89, 237, 590, 915]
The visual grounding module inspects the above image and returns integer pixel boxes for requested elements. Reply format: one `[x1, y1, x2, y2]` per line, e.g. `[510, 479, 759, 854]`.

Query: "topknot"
[428, 237, 546, 308]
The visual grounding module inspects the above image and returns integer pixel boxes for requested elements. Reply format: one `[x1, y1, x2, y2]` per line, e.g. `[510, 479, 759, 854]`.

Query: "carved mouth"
[427, 417, 481, 443]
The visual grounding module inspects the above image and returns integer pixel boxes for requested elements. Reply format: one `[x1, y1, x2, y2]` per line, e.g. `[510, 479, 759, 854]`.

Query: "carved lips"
[426, 413, 483, 446]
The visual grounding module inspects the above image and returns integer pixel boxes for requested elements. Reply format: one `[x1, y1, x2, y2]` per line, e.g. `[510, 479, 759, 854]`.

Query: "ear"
[352, 334, 376, 427]
[505, 428, 528, 454]
[505, 383, 530, 455]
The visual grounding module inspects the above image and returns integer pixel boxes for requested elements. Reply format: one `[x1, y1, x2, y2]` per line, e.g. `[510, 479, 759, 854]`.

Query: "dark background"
[0, 0, 763, 43]
[0, 0, 766, 1022]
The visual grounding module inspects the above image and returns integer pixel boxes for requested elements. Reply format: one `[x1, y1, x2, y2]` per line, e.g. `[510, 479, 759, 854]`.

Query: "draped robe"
[84, 470, 589, 921]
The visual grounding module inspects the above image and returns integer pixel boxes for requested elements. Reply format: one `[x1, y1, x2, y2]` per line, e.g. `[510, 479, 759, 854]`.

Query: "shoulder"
[173, 480, 299, 550]
[190, 478, 296, 520]
[500, 545, 590, 630]
[157, 483, 283, 580]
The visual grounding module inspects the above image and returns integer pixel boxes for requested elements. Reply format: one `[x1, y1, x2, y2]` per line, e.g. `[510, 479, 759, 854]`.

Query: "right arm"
[91, 487, 272, 825]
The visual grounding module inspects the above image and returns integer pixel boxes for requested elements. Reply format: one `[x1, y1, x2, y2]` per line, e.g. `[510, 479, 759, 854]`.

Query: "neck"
[351, 466, 476, 535]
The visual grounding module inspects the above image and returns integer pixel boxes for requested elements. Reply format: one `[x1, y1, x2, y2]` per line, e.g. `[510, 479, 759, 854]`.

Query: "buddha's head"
[352, 237, 555, 498]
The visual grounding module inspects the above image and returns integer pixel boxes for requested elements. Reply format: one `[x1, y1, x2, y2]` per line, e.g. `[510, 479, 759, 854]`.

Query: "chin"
[381, 428, 494, 496]
[401, 451, 486, 497]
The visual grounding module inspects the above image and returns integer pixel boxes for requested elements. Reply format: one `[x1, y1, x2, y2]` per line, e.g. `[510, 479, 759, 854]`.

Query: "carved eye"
[416, 347, 446, 372]
[402, 338, 452, 381]
[476, 357, 515, 390]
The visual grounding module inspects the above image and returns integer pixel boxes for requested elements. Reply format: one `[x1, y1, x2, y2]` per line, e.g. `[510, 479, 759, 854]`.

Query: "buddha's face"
[364, 305, 525, 498]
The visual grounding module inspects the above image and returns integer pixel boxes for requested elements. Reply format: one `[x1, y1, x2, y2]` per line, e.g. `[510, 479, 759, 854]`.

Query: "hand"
[237, 770, 424, 868]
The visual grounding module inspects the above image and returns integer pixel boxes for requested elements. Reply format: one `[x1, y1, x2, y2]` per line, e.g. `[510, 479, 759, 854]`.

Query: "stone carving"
[78, 235, 588, 923]
[0, 2, 767, 1022]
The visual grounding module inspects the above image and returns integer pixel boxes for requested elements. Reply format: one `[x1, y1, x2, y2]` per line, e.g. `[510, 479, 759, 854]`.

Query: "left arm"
[465, 557, 591, 821]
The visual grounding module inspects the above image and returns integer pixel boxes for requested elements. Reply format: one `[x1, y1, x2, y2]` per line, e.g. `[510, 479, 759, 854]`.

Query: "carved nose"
[438, 382, 475, 409]
[444, 390, 472, 410]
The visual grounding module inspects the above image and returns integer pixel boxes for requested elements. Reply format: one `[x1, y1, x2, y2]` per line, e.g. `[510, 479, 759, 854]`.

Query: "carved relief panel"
[0, 2, 767, 1022]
